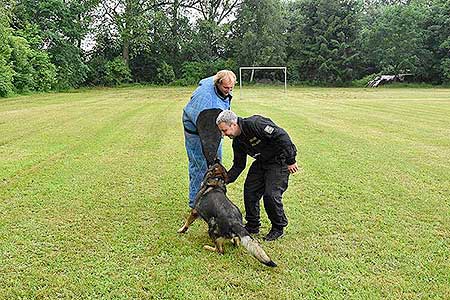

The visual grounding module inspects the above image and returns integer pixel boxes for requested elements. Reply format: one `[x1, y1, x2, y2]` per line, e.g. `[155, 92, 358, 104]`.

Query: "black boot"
[263, 227, 284, 241]
[244, 224, 260, 234]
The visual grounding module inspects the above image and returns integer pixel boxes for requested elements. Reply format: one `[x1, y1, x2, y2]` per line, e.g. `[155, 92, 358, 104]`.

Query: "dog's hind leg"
[231, 236, 240, 247]
[177, 209, 199, 233]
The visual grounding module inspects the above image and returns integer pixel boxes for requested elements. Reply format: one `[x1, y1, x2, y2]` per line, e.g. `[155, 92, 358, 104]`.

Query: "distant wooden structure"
[367, 74, 413, 87]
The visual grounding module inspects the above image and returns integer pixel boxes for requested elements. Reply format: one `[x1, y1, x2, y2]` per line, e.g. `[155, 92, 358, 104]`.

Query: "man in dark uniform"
[216, 110, 298, 241]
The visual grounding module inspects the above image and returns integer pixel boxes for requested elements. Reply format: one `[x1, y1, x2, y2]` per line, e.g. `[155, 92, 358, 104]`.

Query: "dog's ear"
[218, 163, 229, 183]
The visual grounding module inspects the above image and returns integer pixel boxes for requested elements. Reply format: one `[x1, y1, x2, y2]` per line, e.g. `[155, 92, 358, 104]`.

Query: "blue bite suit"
[182, 76, 232, 208]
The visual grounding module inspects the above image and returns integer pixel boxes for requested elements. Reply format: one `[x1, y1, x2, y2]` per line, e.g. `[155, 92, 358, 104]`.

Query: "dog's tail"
[234, 225, 277, 267]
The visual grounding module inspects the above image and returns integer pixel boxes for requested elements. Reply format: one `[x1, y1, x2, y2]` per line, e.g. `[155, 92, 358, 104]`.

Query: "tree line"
[1, 0, 449, 96]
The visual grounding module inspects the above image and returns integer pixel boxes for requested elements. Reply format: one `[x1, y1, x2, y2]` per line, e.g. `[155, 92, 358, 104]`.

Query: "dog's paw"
[203, 245, 216, 252]
[177, 226, 188, 234]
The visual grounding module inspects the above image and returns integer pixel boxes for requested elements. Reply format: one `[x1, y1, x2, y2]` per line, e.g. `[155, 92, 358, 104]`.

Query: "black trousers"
[243, 158, 289, 230]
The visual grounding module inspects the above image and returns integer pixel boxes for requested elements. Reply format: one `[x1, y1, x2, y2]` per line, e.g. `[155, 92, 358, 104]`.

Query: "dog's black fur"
[178, 161, 276, 267]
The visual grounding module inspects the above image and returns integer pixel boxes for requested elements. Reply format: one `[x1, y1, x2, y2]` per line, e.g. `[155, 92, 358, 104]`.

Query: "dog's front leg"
[216, 238, 225, 254]
[177, 209, 199, 233]
[204, 238, 225, 254]
[203, 245, 217, 252]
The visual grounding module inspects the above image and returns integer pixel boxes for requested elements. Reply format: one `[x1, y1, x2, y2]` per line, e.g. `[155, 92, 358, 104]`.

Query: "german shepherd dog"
[178, 161, 277, 267]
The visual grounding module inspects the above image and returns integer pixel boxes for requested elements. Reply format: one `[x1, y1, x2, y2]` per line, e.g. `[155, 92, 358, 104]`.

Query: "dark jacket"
[227, 115, 297, 183]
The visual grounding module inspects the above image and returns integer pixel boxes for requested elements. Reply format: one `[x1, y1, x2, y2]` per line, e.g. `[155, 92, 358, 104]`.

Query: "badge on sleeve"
[264, 125, 274, 134]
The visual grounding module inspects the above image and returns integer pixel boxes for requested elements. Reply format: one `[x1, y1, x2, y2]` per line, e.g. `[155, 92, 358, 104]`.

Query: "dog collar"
[205, 177, 224, 187]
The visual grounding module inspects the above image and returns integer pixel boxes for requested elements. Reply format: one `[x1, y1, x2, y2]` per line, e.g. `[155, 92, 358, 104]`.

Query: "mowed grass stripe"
[0, 88, 193, 299]
[1, 100, 151, 189]
[251, 90, 450, 161]
[240, 88, 448, 238]
[245, 89, 450, 190]
[236, 89, 449, 208]
[340, 102, 450, 126]
[240, 89, 449, 298]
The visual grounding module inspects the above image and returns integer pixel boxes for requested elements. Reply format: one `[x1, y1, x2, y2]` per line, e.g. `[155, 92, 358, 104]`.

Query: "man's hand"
[287, 162, 299, 174]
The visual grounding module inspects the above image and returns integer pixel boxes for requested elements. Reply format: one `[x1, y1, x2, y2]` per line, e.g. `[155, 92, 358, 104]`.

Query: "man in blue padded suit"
[182, 70, 236, 211]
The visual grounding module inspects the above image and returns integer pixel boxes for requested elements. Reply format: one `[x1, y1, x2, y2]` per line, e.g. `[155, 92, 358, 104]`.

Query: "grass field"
[1, 86, 449, 299]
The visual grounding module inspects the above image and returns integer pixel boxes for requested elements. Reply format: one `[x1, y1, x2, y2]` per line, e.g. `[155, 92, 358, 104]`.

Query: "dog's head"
[203, 160, 228, 185]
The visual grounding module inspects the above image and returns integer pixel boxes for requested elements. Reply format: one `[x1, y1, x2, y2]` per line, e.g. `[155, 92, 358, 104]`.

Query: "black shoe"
[244, 224, 260, 234]
[263, 228, 284, 241]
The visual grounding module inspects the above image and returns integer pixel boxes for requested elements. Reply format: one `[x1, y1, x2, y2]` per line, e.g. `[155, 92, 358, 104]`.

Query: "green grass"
[1, 86, 449, 299]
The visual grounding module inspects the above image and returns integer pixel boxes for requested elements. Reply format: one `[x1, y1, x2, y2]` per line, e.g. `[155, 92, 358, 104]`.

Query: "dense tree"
[424, 0, 450, 83]
[152, 2, 192, 71]
[1, 0, 450, 97]
[132, 4, 193, 81]
[28, 48, 56, 91]
[361, 3, 432, 79]
[8, 35, 56, 92]
[85, 28, 122, 86]
[287, 0, 362, 84]
[12, 0, 97, 89]
[231, 0, 287, 74]
[187, 0, 242, 24]
[98, 0, 189, 66]
[9, 35, 33, 92]
[0, 4, 14, 96]
[186, 20, 230, 62]
[171, 0, 240, 64]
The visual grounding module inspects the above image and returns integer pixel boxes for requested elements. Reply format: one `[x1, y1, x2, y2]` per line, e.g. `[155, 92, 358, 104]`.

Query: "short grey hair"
[216, 110, 238, 126]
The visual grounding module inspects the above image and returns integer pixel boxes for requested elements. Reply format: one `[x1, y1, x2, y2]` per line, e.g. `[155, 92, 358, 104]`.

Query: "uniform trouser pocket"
[243, 160, 289, 228]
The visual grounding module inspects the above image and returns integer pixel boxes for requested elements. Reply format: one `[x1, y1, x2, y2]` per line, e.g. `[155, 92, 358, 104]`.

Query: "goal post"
[239, 66, 287, 96]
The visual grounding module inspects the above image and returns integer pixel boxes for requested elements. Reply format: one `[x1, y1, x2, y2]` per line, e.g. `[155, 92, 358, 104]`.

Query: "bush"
[30, 50, 56, 91]
[180, 61, 205, 85]
[0, 20, 14, 97]
[286, 61, 301, 83]
[7, 35, 56, 93]
[442, 58, 450, 82]
[180, 59, 237, 86]
[51, 41, 89, 90]
[156, 62, 175, 84]
[9, 36, 33, 93]
[0, 58, 14, 97]
[352, 73, 380, 87]
[104, 57, 132, 86]
[86, 56, 107, 86]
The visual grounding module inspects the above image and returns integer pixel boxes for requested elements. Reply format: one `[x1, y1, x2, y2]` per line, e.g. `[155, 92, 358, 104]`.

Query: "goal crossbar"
[239, 66, 287, 96]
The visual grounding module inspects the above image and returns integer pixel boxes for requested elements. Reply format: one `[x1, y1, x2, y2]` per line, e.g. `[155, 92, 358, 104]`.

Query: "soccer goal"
[239, 66, 287, 96]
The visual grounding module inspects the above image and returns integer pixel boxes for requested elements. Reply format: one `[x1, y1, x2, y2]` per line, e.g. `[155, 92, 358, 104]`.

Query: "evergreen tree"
[287, 0, 362, 84]
[231, 0, 287, 70]
[361, 2, 432, 80]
